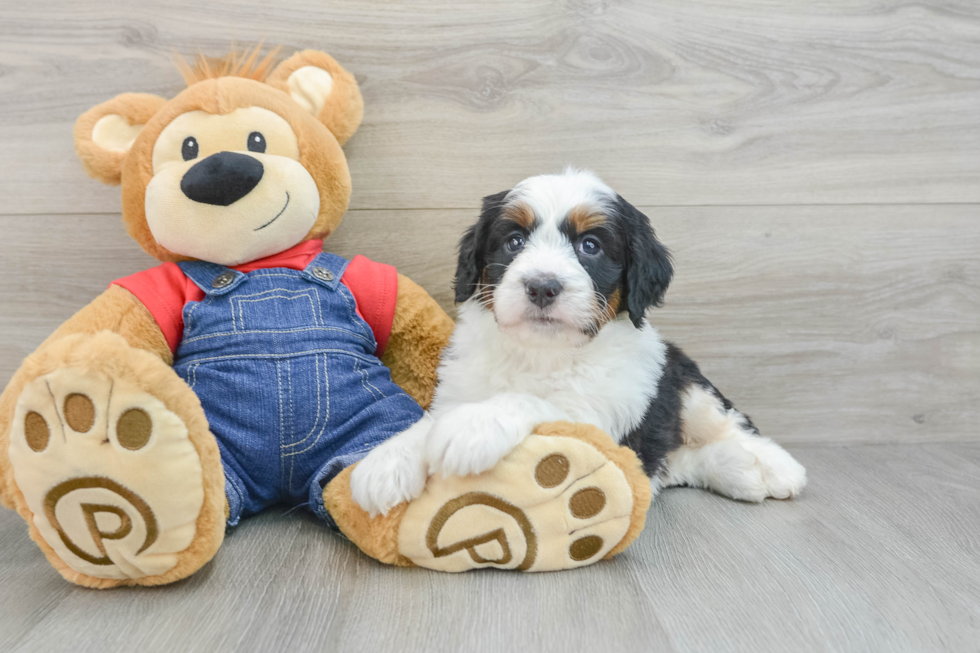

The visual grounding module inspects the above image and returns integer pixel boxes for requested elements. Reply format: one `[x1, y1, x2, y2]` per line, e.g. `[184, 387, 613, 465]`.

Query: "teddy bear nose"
[180, 151, 264, 206]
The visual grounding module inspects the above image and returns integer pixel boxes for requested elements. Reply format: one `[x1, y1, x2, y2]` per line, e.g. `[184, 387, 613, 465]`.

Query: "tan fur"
[38, 285, 172, 363]
[115, 77, 353, 262]
[680, 385, 745, 447]
[0, 332, 226, 587]
[323, 466, 416, 567]
[596, 288, 621, 329]
[503, 201, 536, 230]
[381, 274, 455, 410]
[174, 46, 281, 85]
[266, 50, 364, 146]
[74, 51, 362, 263]
[0, 285, 173, 509]
[74, 93, 168, 185]
[476, 269, 495, 313]
[566, 204, 607, 234]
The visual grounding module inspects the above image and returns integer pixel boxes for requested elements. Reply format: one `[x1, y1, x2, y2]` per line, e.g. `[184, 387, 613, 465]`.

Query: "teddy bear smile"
[254, 192, 290, 231]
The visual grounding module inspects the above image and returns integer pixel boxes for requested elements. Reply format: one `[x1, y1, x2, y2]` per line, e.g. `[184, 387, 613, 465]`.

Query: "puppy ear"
[616, 195, 673, 327]
[267, 50, 364, 145]
[454, 223, 482, 304]
[74, 93, 167, 184]
[454, 190, 509, 303]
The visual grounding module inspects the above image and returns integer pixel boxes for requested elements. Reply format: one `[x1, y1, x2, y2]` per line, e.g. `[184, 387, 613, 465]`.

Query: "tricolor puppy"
[351, 170, 806, 516]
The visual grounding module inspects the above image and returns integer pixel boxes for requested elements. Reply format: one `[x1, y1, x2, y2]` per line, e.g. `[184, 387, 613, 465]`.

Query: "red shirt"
[112, 240, 398, 356]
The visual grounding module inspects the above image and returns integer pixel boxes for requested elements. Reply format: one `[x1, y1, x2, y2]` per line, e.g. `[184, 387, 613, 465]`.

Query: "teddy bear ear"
[74, 93, 168, 185]
[267, 50, 364, 146]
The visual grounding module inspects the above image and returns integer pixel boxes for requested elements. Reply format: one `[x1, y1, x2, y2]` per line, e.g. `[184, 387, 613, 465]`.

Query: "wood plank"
[0, 205, 977, 446]
[1, 443, 978, 652]
[1, 1, 980, 213]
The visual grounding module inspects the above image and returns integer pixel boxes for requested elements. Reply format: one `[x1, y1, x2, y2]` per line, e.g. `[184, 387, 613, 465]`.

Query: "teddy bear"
[0, 48, 652, 587]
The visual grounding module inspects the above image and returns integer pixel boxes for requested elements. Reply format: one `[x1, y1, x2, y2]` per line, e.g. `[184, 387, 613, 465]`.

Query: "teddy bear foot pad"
[4, 333, 226, 587]
[326, 422, 652, 572]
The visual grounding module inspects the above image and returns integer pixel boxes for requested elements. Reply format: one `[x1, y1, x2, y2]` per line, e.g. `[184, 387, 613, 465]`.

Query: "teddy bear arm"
[380, 274, 454, 410]
[0, 285, 171, 509]
[37, 285, 172, 364]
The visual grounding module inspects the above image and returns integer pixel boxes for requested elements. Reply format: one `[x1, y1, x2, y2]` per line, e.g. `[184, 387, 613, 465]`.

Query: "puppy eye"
[506, 234, 525, 253]
[181, 137, 199, 161]
[247, 131, 266, 153]
[579, 236, 601, 256]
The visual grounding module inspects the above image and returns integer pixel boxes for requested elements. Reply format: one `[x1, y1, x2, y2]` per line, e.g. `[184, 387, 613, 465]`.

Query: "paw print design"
[8, 366, 207, 581]
[397, 429, 642, 572]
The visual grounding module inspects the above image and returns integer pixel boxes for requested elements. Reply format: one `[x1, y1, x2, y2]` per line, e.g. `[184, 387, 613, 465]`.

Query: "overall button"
[312, 267, 334, 282]
[212, 272, 235, 288]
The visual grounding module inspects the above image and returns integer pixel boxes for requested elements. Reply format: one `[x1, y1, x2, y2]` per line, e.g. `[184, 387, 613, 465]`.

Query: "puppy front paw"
[351, 442, 427, 517]
[427, 405, 528, 478]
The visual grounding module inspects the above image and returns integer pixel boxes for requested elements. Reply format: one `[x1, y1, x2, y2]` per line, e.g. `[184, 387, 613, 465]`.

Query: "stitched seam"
[226, 286, 309, 330]
[286, 358, 295, 491]
[285, 354, 331, 459]
[283, 354, 325, 451]
[313, 287, 323, 325]
[184, 297, 205, 336]
[224, 471, 245, 512]
[231, 287, 314, 299]
[355, 358, 386, 401]
[230, 289, 317, 330]
[238, 293, 318, 328]
[336, 283, 374, 343]
[186, 363, 199, 390]
[241, 272, 312, 279]
[180, 326, 374, 347]
[276, 359, 286, 502]
[175, 348, 382, 365]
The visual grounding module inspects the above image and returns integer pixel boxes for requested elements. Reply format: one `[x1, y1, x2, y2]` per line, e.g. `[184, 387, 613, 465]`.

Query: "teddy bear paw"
[8, 366, 209, 582]
[395, 425, 649, 572]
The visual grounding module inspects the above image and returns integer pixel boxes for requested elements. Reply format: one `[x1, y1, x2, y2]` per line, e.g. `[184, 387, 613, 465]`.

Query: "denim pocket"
[232, 287, 321, 332]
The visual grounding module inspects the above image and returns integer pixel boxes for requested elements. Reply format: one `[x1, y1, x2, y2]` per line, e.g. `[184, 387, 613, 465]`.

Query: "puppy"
[352, 169, 806, 516]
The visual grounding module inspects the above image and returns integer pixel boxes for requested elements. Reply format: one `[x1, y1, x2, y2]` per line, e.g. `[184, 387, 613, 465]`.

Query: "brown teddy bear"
[0, 48, 651, 587]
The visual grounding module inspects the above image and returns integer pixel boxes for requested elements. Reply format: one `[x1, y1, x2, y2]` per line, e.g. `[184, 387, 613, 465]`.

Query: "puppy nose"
[525, 277, 563, 308]
[181, 151, 264, 206]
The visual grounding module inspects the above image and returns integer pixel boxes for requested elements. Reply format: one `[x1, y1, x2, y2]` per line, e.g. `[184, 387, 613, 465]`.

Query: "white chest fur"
[431, 301, 667, 441]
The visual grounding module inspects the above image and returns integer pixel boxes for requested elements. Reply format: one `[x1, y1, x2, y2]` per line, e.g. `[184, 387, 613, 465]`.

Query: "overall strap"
[301, 252, 351, 291]
[176, 260, 247, 297]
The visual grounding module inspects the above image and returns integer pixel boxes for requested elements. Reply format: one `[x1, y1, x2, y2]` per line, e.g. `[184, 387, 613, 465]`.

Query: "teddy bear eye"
[181, 137, 199, 161]
[247, 131, 266, 154]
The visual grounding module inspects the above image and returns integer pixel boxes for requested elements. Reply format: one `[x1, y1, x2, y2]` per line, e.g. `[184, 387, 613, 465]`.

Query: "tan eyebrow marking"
[502, 202, 536, 230]
[566, 204, 608, 233]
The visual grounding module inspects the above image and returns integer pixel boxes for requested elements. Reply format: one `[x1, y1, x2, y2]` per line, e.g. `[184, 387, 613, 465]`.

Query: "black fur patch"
[556, 196, 672, 329]
[558, 217, 624, 315]
[454, 190, 539, 303]
[454, 190, 507, 303]
[622, 343, 759, 477]
[609, 196, 673, 328]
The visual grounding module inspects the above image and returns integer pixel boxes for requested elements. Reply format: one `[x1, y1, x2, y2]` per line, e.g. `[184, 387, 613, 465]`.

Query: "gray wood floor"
[0, 1, 978, 651]
[2, 444, 978, 653]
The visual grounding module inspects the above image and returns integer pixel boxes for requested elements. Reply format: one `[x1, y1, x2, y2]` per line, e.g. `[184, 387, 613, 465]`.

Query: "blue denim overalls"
[172, 252, 424, 528]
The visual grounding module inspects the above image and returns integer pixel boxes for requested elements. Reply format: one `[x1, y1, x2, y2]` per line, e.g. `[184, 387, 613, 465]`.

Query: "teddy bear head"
[74, 49, 363, 266]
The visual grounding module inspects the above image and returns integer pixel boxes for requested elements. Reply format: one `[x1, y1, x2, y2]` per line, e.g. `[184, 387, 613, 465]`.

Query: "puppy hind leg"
[664, 385, 806, 502]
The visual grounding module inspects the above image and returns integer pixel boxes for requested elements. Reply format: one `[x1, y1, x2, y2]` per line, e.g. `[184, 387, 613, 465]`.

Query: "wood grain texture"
[1, 2, 979, 649]
[1, 443, 977, 653]
[2, 206, 977, 446]
[1, 1, 980, 213]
